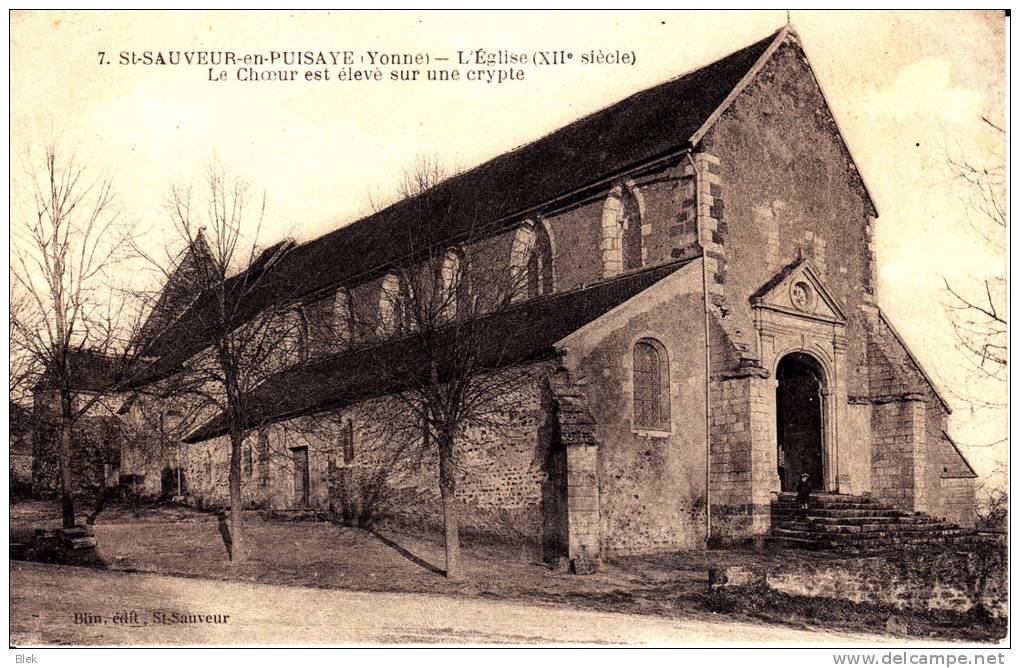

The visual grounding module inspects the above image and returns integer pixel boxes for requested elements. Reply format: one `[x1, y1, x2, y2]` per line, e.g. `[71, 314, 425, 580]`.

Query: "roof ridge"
[312, 28, 787, 245]
[451, 27, 788, 182]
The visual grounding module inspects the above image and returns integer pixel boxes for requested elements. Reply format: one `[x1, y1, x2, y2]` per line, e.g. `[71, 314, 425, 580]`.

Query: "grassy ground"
[9, 499, 1005, 643]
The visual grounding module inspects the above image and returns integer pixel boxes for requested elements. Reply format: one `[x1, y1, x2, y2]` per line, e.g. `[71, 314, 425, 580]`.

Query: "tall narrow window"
[379, 273, 400, 336]
[258, 431, 269, 477]
[633, 338, 670, 431]
[334, 288, 353, 348]
[620, 187, 643, 271]
[295, 306, 310, 361]
[534, 221, 554, 296]
[439, 249, 463, 321]
[303, 296, 334, 357]
[602, 185, 643, 276]
[509, 223, 536, 302]
[400, 277, 417, 332]
[340, 419, 355, 464]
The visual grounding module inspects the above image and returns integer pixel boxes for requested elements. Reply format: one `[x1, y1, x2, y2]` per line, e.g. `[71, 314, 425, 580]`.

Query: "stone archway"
[776, 352, 826, 493]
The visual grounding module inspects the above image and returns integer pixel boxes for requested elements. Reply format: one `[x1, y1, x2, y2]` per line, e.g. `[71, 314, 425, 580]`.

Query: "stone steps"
[812, 534, 979, 551]
[773, 508, 905, 519]
[772, 512, 943, 525]
[775, 521, 960, 534]
[771, 492, 977, 552]
[772, 527, 970, 541]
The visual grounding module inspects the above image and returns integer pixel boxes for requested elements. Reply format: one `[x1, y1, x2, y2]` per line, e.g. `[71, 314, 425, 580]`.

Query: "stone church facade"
[114, 27, 976, 561]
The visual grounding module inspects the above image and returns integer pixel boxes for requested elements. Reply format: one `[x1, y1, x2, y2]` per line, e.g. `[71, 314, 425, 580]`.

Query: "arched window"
[400, 277, 417, 332]
[509, 220, 553, 301]
[334, 288, 354, 348]
[602, 185, 643, 277]
[620, 188, 642, 271]
[288, 305, 310, 363]
[633, 338, 670, 431]
[533, 221, 554, 296]
[379, 273, 400, 335]
[439, 249, 464, 321]
[509, 223, 536, 302]
[302, 296, 335, 358]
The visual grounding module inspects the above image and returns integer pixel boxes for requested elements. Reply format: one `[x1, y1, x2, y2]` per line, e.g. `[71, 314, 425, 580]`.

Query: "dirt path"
[11, 562, 894, 646]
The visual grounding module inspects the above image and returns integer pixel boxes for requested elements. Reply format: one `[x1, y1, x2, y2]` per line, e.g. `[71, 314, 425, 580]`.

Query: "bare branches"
[10, 142, 140, 527]
[941, 117, 1007, 405]
[315, 155, 556, 578]
[132, 158, 295, 562]
[11, 143, 138, 393]
[9, 280, 41, 404]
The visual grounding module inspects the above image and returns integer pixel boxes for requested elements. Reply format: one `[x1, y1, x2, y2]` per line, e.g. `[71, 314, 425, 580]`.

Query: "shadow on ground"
[9, 499, 1006, 643]
[369, 529, 445, 575]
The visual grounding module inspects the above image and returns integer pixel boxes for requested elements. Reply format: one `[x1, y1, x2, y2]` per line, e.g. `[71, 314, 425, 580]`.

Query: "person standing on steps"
[777, 445, 787, 490]
[797, 472, 812, 520]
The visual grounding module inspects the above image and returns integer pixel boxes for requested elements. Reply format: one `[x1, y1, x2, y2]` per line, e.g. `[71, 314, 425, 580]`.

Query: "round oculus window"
[790, 280, 816, 312]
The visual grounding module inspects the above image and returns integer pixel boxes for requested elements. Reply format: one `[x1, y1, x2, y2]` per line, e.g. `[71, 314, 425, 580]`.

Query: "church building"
[119, 27, 977, 562]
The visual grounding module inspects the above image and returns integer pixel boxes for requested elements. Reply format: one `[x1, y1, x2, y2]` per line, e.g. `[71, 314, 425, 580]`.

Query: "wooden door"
[291, 447, 310, 507]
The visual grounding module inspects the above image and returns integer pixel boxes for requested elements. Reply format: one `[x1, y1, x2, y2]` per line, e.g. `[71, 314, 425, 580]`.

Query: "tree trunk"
[437, 435, 462, 580]
[440, 487, 462, 581]
[60, 416, 75, 529]
[228, 431, 246, 563]
[338, 466, 356, 526]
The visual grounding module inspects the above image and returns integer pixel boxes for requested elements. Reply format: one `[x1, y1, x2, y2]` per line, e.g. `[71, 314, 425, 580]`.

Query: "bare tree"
[339, 155, 552, 579]
[10, 144, 139, 528]
[942, 117, 1007, 401]
[132, 159, 298, 562]
[10, 281, 41, 405]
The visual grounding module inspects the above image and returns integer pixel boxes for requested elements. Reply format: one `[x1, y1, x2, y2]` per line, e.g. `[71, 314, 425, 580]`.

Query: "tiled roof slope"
[34, 350, 127, 393]
[131, 230, 217, 353]
[136, 31, 780, 382]
[184, 259, 692, 442]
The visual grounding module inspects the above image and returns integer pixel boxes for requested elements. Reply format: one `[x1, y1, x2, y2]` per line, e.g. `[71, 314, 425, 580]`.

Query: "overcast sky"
[9, 10, 1007, 485]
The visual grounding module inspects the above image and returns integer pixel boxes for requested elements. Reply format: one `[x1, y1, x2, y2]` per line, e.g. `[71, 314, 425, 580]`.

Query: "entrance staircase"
[770, 492, 978, 552]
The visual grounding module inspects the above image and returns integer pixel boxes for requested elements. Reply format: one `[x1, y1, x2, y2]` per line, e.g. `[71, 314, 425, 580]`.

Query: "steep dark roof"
[184, 259, 691, 443]
[132, 230, 218, 353]
[34, 350, 127, 393]
[126, 240, 298, 388]
[135, 31, 780, 385]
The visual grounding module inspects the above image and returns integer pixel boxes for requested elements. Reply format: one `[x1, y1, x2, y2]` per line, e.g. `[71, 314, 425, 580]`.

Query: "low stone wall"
[759, 545, 1007, 619]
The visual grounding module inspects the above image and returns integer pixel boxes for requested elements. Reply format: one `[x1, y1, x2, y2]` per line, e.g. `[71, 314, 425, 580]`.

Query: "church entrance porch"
[776, 353, 824, 493]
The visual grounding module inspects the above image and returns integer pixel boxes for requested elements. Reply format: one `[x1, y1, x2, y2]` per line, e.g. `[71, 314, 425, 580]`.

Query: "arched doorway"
[776, 352, 825, 493]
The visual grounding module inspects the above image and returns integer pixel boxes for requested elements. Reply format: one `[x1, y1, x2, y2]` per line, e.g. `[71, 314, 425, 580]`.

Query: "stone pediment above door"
[750, 260, 847, 325]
